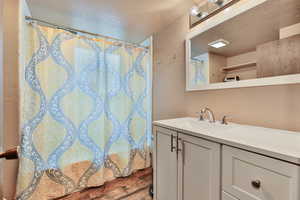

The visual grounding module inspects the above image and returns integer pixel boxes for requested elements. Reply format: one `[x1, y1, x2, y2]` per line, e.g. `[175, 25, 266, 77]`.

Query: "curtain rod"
[25, 16, 149, 50]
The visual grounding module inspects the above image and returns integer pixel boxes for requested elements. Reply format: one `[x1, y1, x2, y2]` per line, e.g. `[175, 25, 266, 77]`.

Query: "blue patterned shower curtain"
[16, 24, 152, 200]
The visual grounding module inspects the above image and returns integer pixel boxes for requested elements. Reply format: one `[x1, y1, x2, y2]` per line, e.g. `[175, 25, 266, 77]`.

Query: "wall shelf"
[222, 61, 256, 71]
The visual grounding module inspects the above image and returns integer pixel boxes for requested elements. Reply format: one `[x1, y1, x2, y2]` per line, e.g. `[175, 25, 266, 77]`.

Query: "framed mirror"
[186, 0, 300, 91]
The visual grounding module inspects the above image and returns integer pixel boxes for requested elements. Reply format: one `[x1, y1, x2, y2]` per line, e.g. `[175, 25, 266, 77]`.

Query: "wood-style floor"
[57, 168, 153, 200]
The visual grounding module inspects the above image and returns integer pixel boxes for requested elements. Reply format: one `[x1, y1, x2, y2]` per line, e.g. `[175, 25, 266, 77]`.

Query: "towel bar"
[0, 147, 18, 160]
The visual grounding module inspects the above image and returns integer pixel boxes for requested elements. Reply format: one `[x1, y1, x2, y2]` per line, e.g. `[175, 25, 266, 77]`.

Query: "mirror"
[186, 0, 300, 91]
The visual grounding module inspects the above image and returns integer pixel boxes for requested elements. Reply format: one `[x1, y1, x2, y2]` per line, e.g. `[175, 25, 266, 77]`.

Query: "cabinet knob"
[251, 180, 261, 189]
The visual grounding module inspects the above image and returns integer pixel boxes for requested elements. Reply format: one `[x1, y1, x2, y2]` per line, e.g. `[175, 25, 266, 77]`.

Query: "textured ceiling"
[26, 0, 205, 43]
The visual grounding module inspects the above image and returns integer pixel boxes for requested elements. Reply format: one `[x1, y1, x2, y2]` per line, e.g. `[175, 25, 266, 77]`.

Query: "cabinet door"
[153, 126, 178, 200]
[178, 133, 221, 200]
[222, 191, 239, 200]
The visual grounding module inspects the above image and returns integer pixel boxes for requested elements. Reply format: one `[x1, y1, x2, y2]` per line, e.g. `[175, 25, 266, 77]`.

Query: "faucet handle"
[221, 115, 230, 125]
[196, 111, 205, 121]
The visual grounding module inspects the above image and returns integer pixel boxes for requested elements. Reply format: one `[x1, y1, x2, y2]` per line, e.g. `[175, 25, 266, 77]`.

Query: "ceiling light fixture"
[190, 6, 200, 16]
[190, 6, 208, 18]
[208, 39, 230, 48]
[208, 0, 224, 6]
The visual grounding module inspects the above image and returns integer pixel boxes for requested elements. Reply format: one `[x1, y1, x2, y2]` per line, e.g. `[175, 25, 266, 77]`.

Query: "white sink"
[162, 117, 239, 135]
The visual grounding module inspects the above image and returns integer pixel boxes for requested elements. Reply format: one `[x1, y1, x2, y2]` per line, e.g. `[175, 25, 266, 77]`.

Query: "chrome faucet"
[197, 110, 205, 121]
[198, 107, 215, 123]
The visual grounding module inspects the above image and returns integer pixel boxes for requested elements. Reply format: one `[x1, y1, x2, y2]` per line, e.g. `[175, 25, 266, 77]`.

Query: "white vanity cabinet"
[222, 146, 300, 200]
[153, 127, 178, 200]
[153, 126, 221, 200]
[222, 192, 239, 200]
[153, 119, 300, 200]
[178, 133, 221, 200]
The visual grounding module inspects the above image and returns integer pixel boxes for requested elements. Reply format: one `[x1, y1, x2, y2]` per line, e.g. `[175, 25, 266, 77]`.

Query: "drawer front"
[222, 191, 239, 200]
[222, 146, 300, 200]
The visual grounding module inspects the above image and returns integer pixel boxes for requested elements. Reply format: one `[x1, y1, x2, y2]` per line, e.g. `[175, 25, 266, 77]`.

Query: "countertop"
[153, 117, 300, 165]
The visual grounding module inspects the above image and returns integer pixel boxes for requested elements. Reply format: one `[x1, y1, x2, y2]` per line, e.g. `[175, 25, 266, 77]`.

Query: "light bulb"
[190, 6, 200, 16]
[208, 0, 224, 6]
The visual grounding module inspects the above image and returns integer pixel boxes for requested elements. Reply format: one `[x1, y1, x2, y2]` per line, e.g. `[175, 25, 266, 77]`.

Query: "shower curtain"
[16, 24, 152, 200]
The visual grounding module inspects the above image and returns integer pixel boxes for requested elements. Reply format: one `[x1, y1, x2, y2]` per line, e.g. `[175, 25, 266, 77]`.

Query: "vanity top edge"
[153, 117, 300, 134]
[153, 117, 300, 165]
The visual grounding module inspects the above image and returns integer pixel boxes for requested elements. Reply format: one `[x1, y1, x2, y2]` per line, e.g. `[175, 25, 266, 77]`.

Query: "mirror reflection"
[189, 0, 300, 88]
[190, 0, 236, 27]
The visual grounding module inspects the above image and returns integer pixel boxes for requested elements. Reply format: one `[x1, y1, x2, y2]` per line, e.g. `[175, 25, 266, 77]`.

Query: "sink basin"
[167, 117, 236, 134]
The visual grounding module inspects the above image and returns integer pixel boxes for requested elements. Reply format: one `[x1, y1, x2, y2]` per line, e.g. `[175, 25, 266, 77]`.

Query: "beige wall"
[2, 0, 20, 199]
[0, 0, 4, 198]
[152, 15, 187, 120]
[153, 14, 300, 132]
